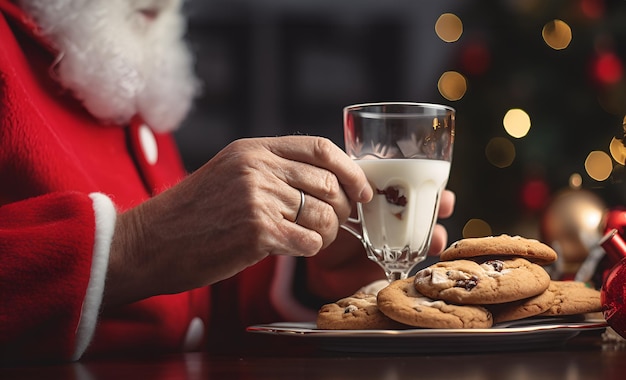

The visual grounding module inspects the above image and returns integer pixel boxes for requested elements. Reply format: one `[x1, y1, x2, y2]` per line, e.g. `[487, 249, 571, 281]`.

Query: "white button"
[138, 123, 158, 165]
[182, 317, 204, 351]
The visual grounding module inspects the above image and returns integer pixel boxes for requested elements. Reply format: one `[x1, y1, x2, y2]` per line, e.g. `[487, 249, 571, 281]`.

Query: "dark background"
[175, 0, 626, 245]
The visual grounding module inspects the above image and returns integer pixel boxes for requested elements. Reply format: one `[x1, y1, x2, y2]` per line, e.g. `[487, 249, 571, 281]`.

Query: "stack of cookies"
[317, 234, 603, 330]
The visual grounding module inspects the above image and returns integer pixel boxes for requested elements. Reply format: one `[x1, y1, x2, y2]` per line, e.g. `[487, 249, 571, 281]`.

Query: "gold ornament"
[540, 188, 607, 277]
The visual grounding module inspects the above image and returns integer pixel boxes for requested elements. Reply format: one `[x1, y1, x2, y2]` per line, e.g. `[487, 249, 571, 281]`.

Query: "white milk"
[356, 159, 450, 255]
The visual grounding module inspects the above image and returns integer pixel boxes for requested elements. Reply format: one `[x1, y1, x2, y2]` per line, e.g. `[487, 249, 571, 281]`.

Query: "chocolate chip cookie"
[413, 257, 551, 305]
[377, 277, 493, 329]
[541, 280, 602, 316]
[489, 282, 557, 324]
[316, 292, 407, 330]
[440, 234, 558, 266]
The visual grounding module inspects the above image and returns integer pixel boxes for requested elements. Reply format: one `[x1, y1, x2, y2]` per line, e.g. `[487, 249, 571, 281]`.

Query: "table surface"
[2, 329, 626, 380]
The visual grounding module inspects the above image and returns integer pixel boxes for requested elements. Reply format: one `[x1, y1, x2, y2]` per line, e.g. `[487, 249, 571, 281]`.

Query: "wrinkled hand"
[305, 190, 456, 301]
[106, 136, 372, 305]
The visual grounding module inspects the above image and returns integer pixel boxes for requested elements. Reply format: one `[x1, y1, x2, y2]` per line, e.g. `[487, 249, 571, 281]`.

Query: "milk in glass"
[356, 159, 450, 260]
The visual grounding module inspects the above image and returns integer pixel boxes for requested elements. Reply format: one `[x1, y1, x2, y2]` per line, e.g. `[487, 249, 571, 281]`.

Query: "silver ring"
[294, 189, 306, 224]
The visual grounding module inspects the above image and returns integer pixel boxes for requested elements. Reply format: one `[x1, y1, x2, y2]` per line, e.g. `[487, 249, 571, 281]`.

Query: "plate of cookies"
[248, 235, 608, 354]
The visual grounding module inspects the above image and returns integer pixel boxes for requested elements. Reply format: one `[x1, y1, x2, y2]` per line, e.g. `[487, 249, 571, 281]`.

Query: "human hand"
[304, 190, 456, 301]
[106, 136, 373, 305]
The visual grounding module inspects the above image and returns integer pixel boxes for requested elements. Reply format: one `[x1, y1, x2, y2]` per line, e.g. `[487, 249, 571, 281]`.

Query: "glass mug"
[341, 102, 455, 282]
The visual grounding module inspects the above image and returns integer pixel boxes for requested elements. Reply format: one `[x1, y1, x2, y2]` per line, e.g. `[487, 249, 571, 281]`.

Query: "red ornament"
[601, 229, 626, 339]
[605, 208, 626, 238]
[602, 257, 626, 339]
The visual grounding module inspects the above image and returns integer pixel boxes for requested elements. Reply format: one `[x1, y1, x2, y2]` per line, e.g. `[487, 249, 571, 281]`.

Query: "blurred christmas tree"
[443, 0, 626, 239]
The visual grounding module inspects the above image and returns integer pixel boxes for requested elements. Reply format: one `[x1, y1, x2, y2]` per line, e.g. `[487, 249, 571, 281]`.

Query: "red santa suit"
[0, 1, 315, 363]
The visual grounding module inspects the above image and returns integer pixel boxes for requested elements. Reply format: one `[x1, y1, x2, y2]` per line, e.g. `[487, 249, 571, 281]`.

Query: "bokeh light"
[592, 52, 623, 85]
[609, 136, 626, 165]
[435, 13, 463, 43]
[485, 137, 516, 168]
[580, 0, 605, 20]
[520, 178, 550, 211]
[569, 173, 583, 189]
[542, 19, 572, 50]
[438, 71, 467, 101]
[462, 219, 492, 238]
[460, 41, 491, 76]
[503, 108, 531, 138]
[584, 150, 613, 181]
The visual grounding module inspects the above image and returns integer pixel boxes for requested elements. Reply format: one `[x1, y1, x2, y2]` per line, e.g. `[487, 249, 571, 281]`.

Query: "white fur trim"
[72, 193, 116, 361]
[269, 256, 317, 322]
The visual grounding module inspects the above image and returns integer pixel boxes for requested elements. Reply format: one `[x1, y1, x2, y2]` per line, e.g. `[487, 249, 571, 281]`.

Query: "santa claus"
[1, 0, 304, 363]
[0, 0, 453, 364]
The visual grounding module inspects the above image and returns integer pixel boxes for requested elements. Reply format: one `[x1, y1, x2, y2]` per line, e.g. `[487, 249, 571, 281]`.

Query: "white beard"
[18, 0, 200, 133]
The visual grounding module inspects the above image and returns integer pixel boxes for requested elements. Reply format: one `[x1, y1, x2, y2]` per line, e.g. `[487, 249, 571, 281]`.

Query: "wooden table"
[2, 330, 625, 379]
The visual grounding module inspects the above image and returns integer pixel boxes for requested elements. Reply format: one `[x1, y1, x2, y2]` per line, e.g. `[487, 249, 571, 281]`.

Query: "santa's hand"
[105, 136, 372, 305]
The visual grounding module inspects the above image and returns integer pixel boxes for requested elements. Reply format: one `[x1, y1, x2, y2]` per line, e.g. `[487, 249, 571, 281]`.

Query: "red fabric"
[0, 192, 95, 361]
[0, 2, 282, 363]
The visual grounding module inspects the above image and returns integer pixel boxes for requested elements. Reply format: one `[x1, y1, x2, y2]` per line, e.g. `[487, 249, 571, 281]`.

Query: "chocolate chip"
[455, 275, 479, 291]
[484, 260, 504, 272]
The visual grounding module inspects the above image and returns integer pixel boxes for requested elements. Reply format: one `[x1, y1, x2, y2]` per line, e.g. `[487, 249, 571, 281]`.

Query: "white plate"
[246, 317, 608, 353]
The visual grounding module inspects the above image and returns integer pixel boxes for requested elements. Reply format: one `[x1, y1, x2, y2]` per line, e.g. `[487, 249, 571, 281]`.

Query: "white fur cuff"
[72, 192, 116, 360]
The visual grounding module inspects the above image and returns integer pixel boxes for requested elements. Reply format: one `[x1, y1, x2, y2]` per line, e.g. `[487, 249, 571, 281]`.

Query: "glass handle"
[340, 216, 363, 242]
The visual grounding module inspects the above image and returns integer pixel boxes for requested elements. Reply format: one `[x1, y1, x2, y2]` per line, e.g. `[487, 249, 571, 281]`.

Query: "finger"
[438, 189, 455, 219]
[428, 223, 449, 255]
[264, 136, 373, 203]
[278, 159, 352, 223]
[249, 182, 324, 257]
[255, 171, 340, 254]
[290, 192, 340, 249]
[253, 173, 301, 224]
[266, 220, 323, 257]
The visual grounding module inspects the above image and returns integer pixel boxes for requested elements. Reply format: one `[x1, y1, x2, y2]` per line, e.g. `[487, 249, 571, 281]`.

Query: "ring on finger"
[294, 189, 306, 225]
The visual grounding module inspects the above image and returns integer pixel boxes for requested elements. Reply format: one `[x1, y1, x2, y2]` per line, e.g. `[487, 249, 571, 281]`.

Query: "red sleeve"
[0, 191, 98, 363]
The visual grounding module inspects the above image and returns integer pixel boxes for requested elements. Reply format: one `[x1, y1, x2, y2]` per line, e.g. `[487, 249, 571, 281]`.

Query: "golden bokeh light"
[485, 137, 516, 168]
[503, 108, 531, 138]
[435, 13, 463, 43]
[569, 173, 583, 189]
[542, 19, 572, 50]
[609, 137, 626, 165]
[462, 219, 493, 238]
[438, 71, 467, 101]
[584, 150, 613, 181]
